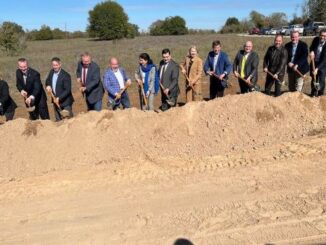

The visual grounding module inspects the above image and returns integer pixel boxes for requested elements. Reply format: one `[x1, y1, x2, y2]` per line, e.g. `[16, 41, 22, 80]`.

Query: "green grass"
[0, 34, 315, 118]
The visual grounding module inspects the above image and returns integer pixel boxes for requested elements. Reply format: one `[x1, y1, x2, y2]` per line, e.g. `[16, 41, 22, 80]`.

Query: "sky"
[0, 0, 303, 32]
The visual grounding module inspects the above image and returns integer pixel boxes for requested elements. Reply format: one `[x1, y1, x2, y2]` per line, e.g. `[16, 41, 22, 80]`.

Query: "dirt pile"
[1, 92, 326, 178]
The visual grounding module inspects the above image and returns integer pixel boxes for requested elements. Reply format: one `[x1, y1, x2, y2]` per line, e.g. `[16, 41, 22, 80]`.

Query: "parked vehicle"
[249, 27, 260, 35]
[303, 21, 326, 36]
[269, 28, 278, 35]
[287, 24, 304, 35]
[279, 26, 289, 35]
[260, 28, 270, 35]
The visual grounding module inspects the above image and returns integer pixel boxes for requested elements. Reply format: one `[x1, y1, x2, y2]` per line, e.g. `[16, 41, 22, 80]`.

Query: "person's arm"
[168, 62, 179, 91]
[30, 71, 42, 99]
[148, 67, 156, 92]
[0, 81, 9, 105]
[295, 43, 308, 69]
[223, 53, 232, 75]
[16, 70, 23, 92]
[248, 53, 259, 80]
[76, 62, 82, 79]
[263, 48, 269, 70]
[194, 58, 203, 83]
[58, 72, 72, 102]
[103, 70, 116, 96]
[233, 52, 240, 73]
[203, 54, 211, 75]
[276, 48, 288, 75]
[85, 64, 101, 92]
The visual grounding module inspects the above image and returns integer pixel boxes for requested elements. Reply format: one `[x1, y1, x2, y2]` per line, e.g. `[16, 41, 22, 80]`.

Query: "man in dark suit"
[309, 29, 326, 96]
[263, 34, 288, 97]
[204, 40, 232, 98]
[159, 48, 180, 111]
[0, 78, 17, 122]
[285, 31, 309, 92]
[76, 52, 103, 111]
[233, 41, 259, 93]
[16, 58, 50, 120]
[45, 57, 74, 121]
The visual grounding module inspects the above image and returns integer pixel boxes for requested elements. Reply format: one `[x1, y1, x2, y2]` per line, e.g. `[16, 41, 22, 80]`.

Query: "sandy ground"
[1, 92, 326, 245]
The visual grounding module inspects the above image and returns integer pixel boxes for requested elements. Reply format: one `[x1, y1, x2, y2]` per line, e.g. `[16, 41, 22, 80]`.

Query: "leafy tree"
[0, 21, 26, 55]
[267, 12, 288, 27]
[35, 25, 53, 40]
[303, 0, 326, 22]
[87, 0, 134, 40]
[250, 11, 266, 28]
[149, 16, 188, 36]
[225, 17, 240, 26]
[52, 28, 66, 39]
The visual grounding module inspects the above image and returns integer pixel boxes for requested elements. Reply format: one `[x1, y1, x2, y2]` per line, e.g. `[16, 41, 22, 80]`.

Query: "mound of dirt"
[1, 92, 326, 178]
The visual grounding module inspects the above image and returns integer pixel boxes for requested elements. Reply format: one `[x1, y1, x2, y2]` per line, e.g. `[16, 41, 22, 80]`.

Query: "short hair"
[162, 48, 170, 55]
[275, 34, 283, 39]
[212, 40, 221, 48]
[139, 53, 153, 64]
[51, 57, 61, 63]
[18, 58, 27, 63]
[320, 29, 326, 35]
[290, 30, 299, 36]
[81, 52, 91, 58]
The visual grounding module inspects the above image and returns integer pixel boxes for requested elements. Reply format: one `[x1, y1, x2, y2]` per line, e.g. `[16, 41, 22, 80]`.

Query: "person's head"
[212, 40, 221, 54]
[244, 41, 253, 53]
[290, 31, 300, 44]
[109, 57, 119, 71]
[17, 58, 29, 74]
[274, 34, 283, 48]
[162, 48, 172, 63]
[139, 53, 152, 66]
[81, 52, 92, 67]
[51, 57, 61, 72]
[319, 29, 326, 43]
[188, 46, 198, 58]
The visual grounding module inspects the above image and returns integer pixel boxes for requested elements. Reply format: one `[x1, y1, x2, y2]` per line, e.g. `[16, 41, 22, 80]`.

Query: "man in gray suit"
[76, 52, 104, 111]
[233, 41, 259, 93]
[159, 48, 180, 111]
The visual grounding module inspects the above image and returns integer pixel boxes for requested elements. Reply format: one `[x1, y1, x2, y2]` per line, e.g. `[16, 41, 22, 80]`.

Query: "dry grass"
[0, 34, 314, 119]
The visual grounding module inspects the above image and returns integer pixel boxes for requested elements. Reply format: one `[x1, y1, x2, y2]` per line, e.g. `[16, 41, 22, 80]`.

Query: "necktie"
[82, 67, 87, 85]
[161, 64, 166, 83]
[240, 54, 247, 78]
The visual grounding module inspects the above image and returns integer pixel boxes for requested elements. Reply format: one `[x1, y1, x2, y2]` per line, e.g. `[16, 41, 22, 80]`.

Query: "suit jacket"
[16, 67, 47, 106]
[76, 61, 104, 104]
[309, 36, 326, 73]
[263, 45, 288, 79]
[158, 59, 180, 98]
[45, 69, 74, 107]
[180, 56, 203, 84]
[233, 50, 259, 84]
[285, 40, 309, 74]
[0, 80, 17, 114]
[103, 67, 129, 100]
[204, 51, 232, 78]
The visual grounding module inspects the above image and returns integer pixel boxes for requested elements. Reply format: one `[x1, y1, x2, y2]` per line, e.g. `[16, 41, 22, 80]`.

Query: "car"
[269, 28, 278, 35]
[260, 28, 270, 35]
[303, 21, 326, 36]
[279, 26, 289, 35]
[287, 24, 304, 35]
[249, 27, 260, 35]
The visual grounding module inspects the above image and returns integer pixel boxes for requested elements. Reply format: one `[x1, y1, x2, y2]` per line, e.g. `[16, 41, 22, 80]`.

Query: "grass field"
[0, 34, 315, 119]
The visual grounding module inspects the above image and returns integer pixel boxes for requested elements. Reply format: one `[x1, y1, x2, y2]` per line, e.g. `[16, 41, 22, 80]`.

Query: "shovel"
[311, 58, 319, 95]
[265, 70, 286, 86]
[22, 95, 35, 112]
[48, 90, 70, 118]
[138, 82, 148, 106]
[159, 82, 174, 106]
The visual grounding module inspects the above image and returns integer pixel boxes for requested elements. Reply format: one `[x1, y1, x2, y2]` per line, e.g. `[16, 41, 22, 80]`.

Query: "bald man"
[233, 41, 259, 93]
[103, 57, 132, 110]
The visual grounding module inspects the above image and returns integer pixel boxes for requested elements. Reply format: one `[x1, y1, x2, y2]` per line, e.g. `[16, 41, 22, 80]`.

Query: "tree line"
[221, 1, 326, 33]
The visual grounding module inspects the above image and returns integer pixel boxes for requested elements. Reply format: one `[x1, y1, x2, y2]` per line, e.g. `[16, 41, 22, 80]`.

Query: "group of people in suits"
[1, 29, 326, 123]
